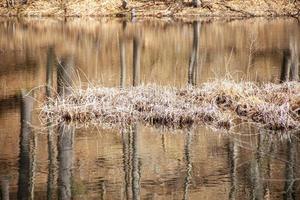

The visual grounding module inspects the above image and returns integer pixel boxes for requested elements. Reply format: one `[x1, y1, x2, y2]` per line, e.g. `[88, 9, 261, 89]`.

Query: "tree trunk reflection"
[183, 130, 193, 200]
[1, 177, 9, 200]
[46, 46, 58, 200]
[57, 55, 75, 200]
[188, 22, 200, 86]
[133, 36, 141, 87]
[18, 91, 36, 200]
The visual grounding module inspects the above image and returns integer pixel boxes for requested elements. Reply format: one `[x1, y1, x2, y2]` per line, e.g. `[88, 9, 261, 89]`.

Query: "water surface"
[0, 17, 300, 200]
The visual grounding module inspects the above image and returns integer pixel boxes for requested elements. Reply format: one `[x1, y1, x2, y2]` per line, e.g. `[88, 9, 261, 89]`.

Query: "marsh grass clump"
[42, 80, 300, 132]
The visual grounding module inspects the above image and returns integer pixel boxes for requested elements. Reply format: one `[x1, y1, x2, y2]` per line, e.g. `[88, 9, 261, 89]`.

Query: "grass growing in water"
[42, 80, 300, 132]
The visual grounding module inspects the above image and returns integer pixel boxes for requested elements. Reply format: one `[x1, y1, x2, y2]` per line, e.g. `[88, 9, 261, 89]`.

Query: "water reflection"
[132, 36, 141, 87]
[283, 138, 297, 200]
[188, 22, 200, 86]
[183, 130, 193, 200]
[46, 46, 57, 200]
[121, 126, 141, 200]
[119, 34, 126, 88]
[1, 177, 10, 200]
[57, 124, 74, 200]
[120, 43, 141, 199]
[0, 18, 299, 199]
[228, 138, 237, 200]
[57, 52, 75, 200]
[131, 126, 141, 200]
[18, 91, 36, 200]
[280, 36, 299, 82]
[280, 37, 299, 199]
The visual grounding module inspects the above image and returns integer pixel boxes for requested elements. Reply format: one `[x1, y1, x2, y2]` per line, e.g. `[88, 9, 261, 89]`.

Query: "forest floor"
[0, 0, 299, 18]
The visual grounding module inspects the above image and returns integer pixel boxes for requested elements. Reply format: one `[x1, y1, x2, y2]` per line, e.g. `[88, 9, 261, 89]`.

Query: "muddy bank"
[0, 0, 299, 17]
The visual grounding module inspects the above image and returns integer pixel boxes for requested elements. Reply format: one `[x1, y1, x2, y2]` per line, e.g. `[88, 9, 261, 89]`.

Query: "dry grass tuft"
[42, 80, 300, 132]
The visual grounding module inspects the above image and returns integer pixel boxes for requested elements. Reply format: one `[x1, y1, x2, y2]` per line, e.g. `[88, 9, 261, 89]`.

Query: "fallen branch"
[217, 2, 255, 17]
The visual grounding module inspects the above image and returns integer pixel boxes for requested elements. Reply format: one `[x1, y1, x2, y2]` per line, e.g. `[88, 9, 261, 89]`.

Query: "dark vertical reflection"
[283, 44, 299, 198]
[248, 132, 273, 200]
[280, 49, 291, 82]
[132, 39, 141, 199]
[99, 180, 106, 200]
[264, 134, 273, 199]
[29, 132, 37, 200]
[122, 130, 131, 200]
[289, 39, 299, 81]
[133, 36, 141, 87]
[280, 37, 299, 82]
[122, 126, 140, 200]
[192, 0, 201, 7]
[121, 0, 127, 9]
[251, 133, 264, 200]
[121, 38, 141, 199]
[57, 124, 74, 200]
[188, 22, 200, 86]
[57, 56, 75, 200]
[119, 33, 126, 88]
[183, 130, 193, 200]
[46, 46, 57, 200]
[131, 125, 140, 200]
[57, 56, 74, 98]
[228, 139, 237, 200]
[1, 177, 9, 200]
[47, 129, 57, 200]
[280, 41, 299, 198]
[46, 46, 55, 97]
[18, 91, 34, 200]
[283, 138, 297, 200]
[161, 134, 166, 153]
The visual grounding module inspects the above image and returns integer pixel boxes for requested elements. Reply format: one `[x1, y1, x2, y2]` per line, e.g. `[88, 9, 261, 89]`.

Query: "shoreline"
[0, 0, 299, 18]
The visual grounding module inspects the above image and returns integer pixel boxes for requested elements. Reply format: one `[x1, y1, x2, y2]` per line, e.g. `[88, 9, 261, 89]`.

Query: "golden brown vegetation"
[0, 0, 299, 17]
[42, 80, 300, 131]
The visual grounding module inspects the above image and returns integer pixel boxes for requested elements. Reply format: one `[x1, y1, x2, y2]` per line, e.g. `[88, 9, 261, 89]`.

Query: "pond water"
[0, 17, 300, 200]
